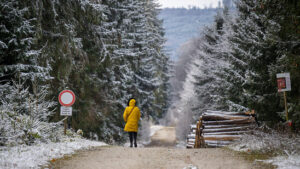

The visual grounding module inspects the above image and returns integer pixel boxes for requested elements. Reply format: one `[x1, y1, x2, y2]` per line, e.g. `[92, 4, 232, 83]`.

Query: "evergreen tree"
[0, 0, 170, 144]
[181, 0, 300, 129]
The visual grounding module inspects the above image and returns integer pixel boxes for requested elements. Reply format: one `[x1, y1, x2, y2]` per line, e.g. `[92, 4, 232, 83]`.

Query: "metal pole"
[64, 117, 67, 135]
[283, 91, 288, 121]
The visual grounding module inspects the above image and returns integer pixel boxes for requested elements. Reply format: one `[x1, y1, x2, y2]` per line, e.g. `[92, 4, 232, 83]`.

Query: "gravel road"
[52, 127, 257, 169]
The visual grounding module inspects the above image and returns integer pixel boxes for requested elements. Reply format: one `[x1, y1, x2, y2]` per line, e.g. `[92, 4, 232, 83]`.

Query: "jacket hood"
[129, 99, 136, 107]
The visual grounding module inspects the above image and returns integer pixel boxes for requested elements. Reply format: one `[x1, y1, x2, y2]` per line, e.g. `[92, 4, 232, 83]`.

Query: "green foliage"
[190, 0, 300, 129]
[29, 132, 41, 139]
[229, 0, 300, 128]
[0, 0, 170, 143]
[244, 0, 300, 127]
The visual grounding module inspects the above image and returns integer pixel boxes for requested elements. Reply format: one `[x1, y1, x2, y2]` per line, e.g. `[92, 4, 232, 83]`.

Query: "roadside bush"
[230, 124, 300, 156]
[0, 80, 61, 146]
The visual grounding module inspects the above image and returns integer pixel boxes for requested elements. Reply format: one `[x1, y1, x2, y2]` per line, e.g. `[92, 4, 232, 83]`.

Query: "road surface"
[52, 126, 258, 169]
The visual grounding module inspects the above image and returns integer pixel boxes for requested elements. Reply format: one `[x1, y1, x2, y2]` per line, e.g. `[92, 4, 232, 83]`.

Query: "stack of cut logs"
[186, 110, 256, 148]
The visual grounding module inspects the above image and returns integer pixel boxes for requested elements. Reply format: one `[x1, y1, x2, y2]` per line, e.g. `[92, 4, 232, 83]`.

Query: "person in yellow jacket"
[123, 98, 141, 147]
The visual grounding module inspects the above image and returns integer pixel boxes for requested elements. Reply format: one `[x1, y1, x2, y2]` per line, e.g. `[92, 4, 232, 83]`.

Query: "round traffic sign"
[59, 90, 75, 106]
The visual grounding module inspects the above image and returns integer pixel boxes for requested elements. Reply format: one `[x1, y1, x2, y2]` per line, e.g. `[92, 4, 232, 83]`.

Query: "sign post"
[276, 73, 291, 124]
[58, 90, 76, 135]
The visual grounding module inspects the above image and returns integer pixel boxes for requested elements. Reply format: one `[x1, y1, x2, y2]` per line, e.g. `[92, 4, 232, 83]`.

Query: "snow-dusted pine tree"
[0, 79, 58, 146]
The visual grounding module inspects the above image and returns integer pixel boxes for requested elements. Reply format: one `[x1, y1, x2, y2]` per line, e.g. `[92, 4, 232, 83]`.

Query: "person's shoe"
[130, 143, 133, 148]
[134, 143, 137, 148]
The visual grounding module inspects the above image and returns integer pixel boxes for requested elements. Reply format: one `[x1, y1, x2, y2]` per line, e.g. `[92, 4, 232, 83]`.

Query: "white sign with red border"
[59, 90, 76, 107]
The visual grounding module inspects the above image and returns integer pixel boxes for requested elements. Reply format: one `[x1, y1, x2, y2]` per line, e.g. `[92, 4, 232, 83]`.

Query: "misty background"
[158, 0, 234, 141]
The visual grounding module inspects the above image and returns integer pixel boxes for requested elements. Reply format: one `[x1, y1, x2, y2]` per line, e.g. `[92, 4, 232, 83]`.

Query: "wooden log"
[202, 114, 251, 121]
[187, 136, 195, 140]
[203, 124, 254, 129]
[203, 130, 250, 135]
[187, 138, 195, 143]
[203, 113, 248, 118]
[186, 110, 257, 149]
[186, 145, 194, 148]
[206, 143, 228, 147]
[188, 142, 195, 146]
[187, 143, 195, 146]
[188, 138, 196, 142]
[204, 135, 241, 141]
[188, 134, 196, 138]
[189, 131, 196, 135]
[190, 124, 197, 129]
[205, 110, 253, 116]
[203, 118, 255, 125]
[203, 112, 250, 117]
[187, 142, 195, 146]
[245, 110, 255, 115]
[204, 140, 232, 145]
[202, 126, 253, 133]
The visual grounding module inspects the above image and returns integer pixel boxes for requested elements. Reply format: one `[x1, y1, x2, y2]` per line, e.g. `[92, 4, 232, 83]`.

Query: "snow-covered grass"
[0, 137, 106, 169]
[229, 125, 300, 169]
[265, 154, 300, 169]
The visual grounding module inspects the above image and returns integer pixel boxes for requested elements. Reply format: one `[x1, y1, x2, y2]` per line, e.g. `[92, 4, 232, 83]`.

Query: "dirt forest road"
[53, 126, 257, 169]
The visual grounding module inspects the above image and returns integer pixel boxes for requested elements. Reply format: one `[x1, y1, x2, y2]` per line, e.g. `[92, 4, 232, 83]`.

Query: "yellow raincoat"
[123, 99, 141, 132]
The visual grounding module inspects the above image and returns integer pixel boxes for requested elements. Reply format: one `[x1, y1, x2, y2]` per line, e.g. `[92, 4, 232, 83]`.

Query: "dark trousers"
[128, 132, 137, 147]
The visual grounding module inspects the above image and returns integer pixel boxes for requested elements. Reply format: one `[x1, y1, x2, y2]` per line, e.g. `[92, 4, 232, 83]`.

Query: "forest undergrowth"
[230, 124, 300, 168]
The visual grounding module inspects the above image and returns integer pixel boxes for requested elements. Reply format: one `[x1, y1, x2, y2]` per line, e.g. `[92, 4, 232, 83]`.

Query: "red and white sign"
[277, 78, 286, 90]
[276, 73, 291, 92]
[58, 90, 76, 106]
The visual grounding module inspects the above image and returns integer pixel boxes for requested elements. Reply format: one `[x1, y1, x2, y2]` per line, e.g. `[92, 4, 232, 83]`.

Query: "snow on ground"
[150, 125, 164, 137]
[0, 138, 106, 169]
[228, 125, 300, 169]
[230, 139, 300, 169]
[265, 154, 300, 169]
